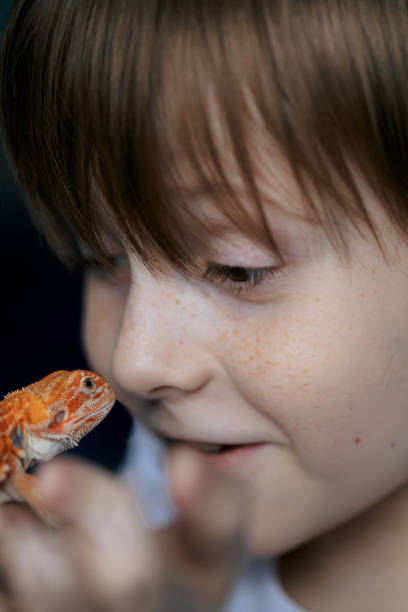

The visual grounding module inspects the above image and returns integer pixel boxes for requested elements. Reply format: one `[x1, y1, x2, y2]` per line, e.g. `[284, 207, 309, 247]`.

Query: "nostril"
[147, 385, 203, 401]
[147, 386, 178, 399]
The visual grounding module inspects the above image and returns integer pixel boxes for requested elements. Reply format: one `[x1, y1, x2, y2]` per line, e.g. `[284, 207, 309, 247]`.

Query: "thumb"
[156, 447, 247, 608]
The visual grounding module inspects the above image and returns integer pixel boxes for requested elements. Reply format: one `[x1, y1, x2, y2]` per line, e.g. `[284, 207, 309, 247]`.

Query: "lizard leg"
[4, 471, 58, 527]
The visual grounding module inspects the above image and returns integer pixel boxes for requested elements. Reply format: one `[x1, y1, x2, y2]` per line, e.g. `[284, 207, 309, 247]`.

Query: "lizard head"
[21, 369, 115, 464]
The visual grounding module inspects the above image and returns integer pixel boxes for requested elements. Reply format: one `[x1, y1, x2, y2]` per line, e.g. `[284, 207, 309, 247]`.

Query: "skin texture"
[1, 161, 407, 611]
[0, 370, 115, 522]
[80, 166, 408, 611]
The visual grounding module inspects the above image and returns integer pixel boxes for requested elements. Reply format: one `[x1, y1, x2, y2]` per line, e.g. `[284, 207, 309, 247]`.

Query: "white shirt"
[121, 422, 307, 612]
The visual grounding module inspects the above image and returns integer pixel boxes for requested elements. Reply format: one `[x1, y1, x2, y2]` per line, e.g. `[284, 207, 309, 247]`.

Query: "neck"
[279, 483, 408, 612]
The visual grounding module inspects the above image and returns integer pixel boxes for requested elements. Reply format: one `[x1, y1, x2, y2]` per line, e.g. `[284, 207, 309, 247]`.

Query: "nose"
[111, 268, 212, 400]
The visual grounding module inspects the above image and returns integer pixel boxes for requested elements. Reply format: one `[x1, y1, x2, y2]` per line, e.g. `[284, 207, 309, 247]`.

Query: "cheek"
[222, 282, 408, 479]
[223, 299, 334, 432]
[215, 281, 408, 554]
[81, 277, 123, 376]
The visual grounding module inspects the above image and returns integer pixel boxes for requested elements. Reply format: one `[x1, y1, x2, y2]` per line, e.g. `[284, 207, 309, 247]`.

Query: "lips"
[164, 437, 240, 454]
[180, 441, 232, 454]
[162, 435, 266, 470]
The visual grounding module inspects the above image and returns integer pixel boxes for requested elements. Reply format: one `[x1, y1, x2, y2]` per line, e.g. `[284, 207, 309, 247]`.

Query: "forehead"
[89, 91, 377, 269]
[92, 136, 360, 270]
[163, 132, 324, 236]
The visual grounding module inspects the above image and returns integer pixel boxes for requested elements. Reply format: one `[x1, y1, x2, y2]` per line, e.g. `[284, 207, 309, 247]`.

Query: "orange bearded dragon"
[0, 369, 115, 523]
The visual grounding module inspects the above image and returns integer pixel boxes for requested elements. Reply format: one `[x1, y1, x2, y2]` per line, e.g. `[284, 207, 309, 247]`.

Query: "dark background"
[0, 1, 132, 472]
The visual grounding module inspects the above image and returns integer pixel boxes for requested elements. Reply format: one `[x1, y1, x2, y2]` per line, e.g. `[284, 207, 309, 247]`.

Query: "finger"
[0, 504, 84, 612]
[36, 458, 159, 611]
[5, 472, 58, 527]
[157, 447, 248, 608]
[166, 446, 247, 561]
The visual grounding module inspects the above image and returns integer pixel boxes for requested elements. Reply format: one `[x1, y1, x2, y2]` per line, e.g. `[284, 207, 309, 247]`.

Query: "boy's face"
[82, 165, 408, 556]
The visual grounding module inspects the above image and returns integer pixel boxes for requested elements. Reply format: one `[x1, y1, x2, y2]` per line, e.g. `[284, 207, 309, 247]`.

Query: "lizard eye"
[83, 377, 96, 390]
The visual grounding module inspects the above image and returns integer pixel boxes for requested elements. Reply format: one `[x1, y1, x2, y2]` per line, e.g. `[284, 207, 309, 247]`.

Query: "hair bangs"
[1, 0, 408, 271]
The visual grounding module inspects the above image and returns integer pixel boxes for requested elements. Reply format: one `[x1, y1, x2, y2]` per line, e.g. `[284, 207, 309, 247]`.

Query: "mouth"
[169, 441, 234, 453]
[164, 437, 241, 452]
[163, 437, 265, 469]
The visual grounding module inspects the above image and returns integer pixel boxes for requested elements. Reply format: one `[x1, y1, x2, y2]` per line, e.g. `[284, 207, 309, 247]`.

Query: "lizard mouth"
[38, 399, 115, 445]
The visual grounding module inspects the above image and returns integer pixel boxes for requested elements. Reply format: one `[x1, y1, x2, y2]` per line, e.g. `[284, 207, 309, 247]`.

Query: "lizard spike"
[3, 387, 24, 399]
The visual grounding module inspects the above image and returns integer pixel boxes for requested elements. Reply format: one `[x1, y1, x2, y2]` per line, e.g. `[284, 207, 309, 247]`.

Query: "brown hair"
[0, 0, 407, 272]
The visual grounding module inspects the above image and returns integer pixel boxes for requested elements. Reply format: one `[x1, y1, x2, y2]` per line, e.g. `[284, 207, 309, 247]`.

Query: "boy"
[1, 1, 408, 610]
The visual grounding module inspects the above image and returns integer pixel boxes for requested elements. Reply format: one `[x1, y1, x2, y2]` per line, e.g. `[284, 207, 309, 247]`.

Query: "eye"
[204, 263, 284, 296]
[83, 377, 96, 390]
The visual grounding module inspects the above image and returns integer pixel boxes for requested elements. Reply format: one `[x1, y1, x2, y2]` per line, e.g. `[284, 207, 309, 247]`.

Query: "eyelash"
[79, 255, 283, 296]
[204, 263, 283, 295]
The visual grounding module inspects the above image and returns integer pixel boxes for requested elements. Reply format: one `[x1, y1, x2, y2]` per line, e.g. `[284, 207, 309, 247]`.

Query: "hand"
[0, 448, 247, 612]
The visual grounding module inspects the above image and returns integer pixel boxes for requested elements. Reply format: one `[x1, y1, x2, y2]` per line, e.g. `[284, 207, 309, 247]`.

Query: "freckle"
[233, 329, 239, 336]
[314, 296, 320, 302]
[360, 292, 365, 297]
[217, 331, 228, 342]
[354, 437, 361, 444]
[256, 338, 260, 343]
[390, 441, 397, 448]
[250, 365, 264, 377]
[175, 299, 180, 305]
